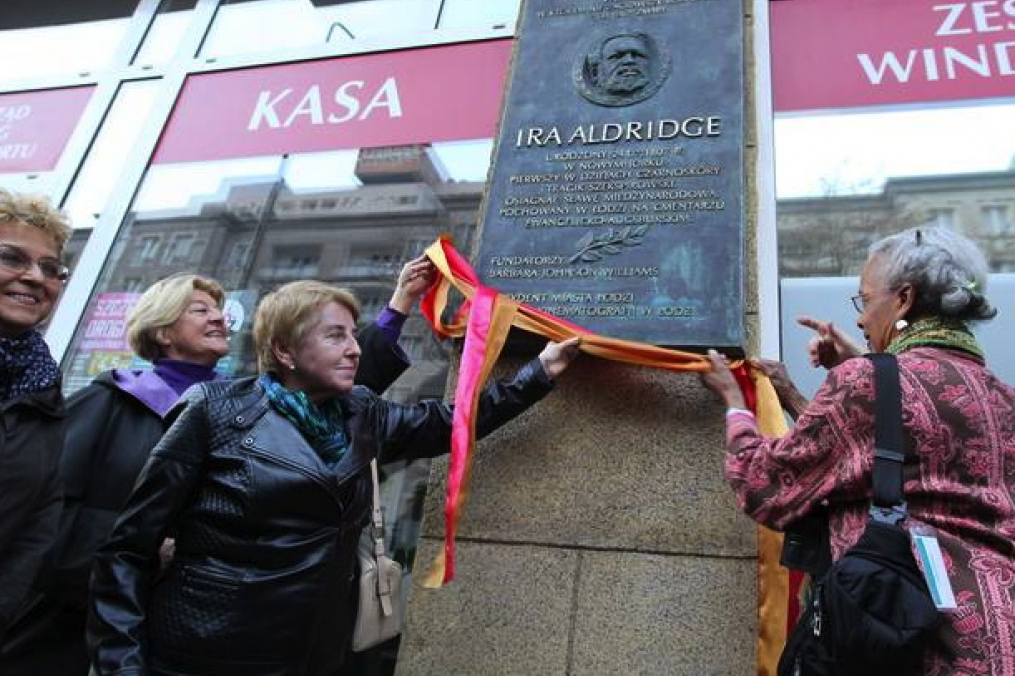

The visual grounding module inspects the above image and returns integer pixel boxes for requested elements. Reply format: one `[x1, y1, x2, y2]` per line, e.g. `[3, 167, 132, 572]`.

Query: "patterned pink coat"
[725, 347, 1015, 675]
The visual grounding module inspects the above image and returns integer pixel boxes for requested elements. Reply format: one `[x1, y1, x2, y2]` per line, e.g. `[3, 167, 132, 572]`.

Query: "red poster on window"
[771, 0, 1015, 112]
[0, 87, 94, 173]
[79, 293, 139, 353]
[154, 39, 512, 164]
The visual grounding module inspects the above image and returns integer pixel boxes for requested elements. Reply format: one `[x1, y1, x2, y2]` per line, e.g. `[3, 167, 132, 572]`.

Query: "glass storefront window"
[775, 104, 1015, 200]
[53, 37, 507, 673]
[774, 102, 1015, 278]
[132, 0, 200, 66]
[200, 0, 439, 60]
[62, 80, 162, 263]
[63, 140, 488, 389]
[774, 100, 1015, 395]
[437, 0, 521, 31]
[0, 19, 131, 83]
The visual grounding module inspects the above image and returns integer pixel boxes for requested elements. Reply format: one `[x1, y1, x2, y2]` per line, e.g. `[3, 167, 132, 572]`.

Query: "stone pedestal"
[396, 361, 759, 675]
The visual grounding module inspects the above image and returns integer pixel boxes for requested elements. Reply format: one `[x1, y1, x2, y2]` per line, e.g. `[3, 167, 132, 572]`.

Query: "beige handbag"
[351, 459, 404, 652]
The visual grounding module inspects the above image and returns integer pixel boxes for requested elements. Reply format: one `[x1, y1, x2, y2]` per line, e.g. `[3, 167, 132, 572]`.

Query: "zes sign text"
[860, 1, 1015, 85]
[772, 0, 1015, 111]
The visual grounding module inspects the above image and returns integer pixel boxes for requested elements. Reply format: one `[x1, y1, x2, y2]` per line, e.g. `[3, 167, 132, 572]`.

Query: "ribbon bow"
[418, 236, 745, 586]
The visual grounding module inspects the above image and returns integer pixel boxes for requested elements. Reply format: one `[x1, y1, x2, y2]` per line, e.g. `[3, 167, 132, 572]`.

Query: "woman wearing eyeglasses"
[0, 256, 434, 676]
[702, 226, 1015, 674]
[0, 188, 72, 649]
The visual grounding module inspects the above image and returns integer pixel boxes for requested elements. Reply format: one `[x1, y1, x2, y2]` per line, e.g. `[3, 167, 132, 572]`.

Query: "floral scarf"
[0, 330, 60, 403]
[258, 373, 349, 468]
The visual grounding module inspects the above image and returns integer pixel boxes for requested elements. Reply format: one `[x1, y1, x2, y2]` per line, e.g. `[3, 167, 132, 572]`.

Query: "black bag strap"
[867, 353, 909, 523]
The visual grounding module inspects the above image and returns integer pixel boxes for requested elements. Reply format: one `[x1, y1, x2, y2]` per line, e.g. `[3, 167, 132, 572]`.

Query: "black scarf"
[0, 330, 61, 403]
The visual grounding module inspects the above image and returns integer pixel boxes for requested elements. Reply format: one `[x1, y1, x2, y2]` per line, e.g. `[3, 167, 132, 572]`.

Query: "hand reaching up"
[750, 358, 808, 419]
[388, 254, 437, 314]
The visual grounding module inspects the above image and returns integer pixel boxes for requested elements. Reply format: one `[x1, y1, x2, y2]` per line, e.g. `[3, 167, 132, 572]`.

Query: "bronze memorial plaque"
[476, 0, 745, 348]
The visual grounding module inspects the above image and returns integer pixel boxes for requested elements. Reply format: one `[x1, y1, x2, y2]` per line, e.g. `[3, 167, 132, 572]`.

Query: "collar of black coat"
[180, 376, 379, 488]
[0, 378, 64, 416]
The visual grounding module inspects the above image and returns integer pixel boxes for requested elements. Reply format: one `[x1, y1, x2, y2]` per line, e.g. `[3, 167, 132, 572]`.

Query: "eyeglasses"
[0, 243, 70, 282]
[850, 293, 865, 313]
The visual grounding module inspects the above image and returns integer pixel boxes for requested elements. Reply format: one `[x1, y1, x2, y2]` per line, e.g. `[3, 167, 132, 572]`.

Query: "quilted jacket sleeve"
[375, 358, 554, 464]
[87, 388, 212, 676]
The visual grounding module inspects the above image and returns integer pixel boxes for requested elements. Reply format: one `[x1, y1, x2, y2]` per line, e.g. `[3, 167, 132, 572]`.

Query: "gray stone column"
[396, 0, 764, 671]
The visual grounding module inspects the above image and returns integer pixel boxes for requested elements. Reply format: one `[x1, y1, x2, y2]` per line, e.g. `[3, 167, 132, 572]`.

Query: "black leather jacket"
[0, 323, 407, 676]
[88, 359, 553, 676]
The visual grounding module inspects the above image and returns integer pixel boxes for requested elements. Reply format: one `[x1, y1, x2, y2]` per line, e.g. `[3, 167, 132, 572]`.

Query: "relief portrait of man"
[574, 30, 671, 107]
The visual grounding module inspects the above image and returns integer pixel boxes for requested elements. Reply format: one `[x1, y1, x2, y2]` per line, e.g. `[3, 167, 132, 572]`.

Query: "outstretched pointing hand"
[797, 316, 863, 369]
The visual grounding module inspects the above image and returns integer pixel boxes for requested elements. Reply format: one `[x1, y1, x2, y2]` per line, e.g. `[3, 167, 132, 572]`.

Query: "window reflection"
[0, 20, 130, 82]
[65, 142, 489, 390]
[132, 0, 199, 66]
[438, 0, 521, 30]
[775, 102, 1015, 277]
[201, 0, 438, 60]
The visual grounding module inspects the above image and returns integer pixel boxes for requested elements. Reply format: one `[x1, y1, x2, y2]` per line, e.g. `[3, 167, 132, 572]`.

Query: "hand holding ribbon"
[418, 236, 738, 586]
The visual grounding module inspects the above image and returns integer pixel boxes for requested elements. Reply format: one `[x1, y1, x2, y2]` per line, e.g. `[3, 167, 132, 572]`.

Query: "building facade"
[779, 166, 1015, 277]
[2, 0, 1013, 673]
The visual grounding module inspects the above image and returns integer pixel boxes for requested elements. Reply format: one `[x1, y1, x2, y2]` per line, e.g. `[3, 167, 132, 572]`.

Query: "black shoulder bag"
[777, 353, 941, 676]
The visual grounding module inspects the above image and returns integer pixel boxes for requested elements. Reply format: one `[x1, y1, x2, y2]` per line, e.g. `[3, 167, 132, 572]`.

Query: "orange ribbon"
[420, 236, 715, 587]
[742, 370, 791, 676]
[417, 236, 789, 676]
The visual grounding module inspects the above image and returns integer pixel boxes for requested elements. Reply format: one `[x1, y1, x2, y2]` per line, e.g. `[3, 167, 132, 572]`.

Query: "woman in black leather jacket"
[1, 258, 432, 676]
[88, 278, 580, 676]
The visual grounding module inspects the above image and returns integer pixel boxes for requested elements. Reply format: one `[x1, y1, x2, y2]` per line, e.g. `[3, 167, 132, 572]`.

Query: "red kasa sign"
[772, 0, 1015, 112]
[155, 39, 512, 164]
[0, 87, 94, 173]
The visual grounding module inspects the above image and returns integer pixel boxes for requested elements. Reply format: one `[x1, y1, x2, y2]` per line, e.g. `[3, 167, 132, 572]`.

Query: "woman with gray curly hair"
[703, 226, 1015, 674]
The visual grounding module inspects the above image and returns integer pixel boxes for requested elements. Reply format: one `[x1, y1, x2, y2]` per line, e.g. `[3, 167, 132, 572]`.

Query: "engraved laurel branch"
[569, 225, 648, 264]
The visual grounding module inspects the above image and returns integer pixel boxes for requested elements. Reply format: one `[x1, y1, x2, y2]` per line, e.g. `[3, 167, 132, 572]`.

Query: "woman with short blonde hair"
[89, 277, 582, 676]
[126, 274, 226, 363]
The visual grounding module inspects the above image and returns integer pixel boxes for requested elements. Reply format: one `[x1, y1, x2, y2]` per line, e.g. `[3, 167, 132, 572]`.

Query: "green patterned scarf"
[259, 373, 349, 467]
[886, 316, 984, 362]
